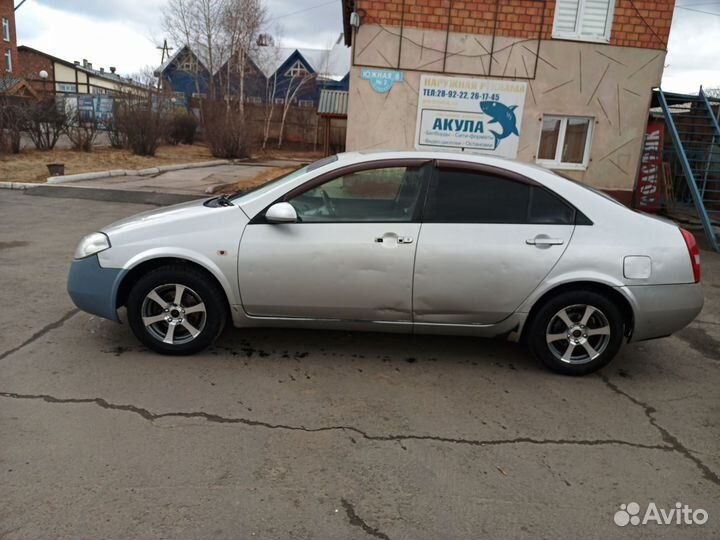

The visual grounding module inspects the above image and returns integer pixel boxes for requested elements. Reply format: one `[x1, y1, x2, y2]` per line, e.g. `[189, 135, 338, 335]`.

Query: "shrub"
[0, 96, 24, 154]
[23, 99, 68, 151]
[167, 113, 198, 145]
[203, 102, 254, 159]
[67, 113, 97, 152]
[115, 100, 167, 157]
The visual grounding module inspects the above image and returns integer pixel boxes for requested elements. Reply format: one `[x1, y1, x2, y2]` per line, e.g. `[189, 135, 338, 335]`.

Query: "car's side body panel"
[238, 222, 421, 321]
[413, 223, 574, 324]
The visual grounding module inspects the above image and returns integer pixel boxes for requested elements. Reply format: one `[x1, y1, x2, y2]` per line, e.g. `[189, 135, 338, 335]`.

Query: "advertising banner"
[415, 75, 527, 158]
[633, 121, 664, 213]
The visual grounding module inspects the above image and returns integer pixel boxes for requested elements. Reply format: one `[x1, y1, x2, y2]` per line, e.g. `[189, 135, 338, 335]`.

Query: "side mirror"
[265, 202, 297, 223]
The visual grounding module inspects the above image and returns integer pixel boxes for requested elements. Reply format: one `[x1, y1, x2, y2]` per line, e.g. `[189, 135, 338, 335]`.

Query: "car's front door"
[413, 161, 576, 325]
[238, 160, 429, 322]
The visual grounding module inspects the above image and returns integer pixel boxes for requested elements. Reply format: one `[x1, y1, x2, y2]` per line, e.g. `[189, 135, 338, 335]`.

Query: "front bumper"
[67, 255, 126, 322]
[623, 283, 704, 342]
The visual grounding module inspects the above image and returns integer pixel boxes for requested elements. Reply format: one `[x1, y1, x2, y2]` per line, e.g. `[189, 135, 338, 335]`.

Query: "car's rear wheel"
[526, 290, 624, 375]
[127, 265, 227, 355]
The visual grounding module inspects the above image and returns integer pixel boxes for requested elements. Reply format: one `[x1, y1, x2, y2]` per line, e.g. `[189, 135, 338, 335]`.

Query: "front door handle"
[526, 235, 564, 246]
[374, 234, 414, 244]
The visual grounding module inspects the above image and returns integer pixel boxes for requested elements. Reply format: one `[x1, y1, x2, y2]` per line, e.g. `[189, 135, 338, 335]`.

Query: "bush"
[115, 101, 167, 156]
[106, 109, 127, 149]
[0, 97, 23, 155]
[166, 113, 198, 145]
[23, 99, 68, 151]
[203, 102, 254, 159]
[67, 113, 97, 152]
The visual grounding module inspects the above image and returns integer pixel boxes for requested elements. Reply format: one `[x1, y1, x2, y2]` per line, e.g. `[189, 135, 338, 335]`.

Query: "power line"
[267, 0, 337, 23]
[676, 6, 720, 15]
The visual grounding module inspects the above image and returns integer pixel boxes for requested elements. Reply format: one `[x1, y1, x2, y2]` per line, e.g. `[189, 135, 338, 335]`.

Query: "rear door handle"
[526, 236, 564, 246]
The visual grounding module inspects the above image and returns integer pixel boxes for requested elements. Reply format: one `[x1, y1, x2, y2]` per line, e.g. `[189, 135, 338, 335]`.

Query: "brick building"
[1, 0, 18, 75]
[341, 0, 677, 203]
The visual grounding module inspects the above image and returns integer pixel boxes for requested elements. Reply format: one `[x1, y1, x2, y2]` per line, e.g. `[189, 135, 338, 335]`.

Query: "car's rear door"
[238, 159, 431, 323]
[412, 160, 575, 325]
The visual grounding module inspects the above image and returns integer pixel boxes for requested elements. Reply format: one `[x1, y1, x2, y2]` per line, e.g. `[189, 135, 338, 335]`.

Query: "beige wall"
[53, 61, 136, 94]
[346, 24, 666, 192]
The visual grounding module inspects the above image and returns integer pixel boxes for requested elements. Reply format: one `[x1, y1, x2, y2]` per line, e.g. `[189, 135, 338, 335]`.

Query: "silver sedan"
[67, 151, 704, 375]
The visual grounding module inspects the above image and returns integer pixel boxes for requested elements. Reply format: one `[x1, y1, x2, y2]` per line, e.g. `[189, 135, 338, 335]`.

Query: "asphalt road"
[1, 189, 718, 540]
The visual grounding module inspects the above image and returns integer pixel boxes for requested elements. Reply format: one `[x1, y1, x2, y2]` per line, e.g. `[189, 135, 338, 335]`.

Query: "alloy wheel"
[545, 304, 611, 365]
[140, 283, 207, 345]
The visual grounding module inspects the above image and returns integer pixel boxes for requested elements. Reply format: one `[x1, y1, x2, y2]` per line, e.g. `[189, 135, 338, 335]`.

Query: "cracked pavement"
[0, 190, 719, 539]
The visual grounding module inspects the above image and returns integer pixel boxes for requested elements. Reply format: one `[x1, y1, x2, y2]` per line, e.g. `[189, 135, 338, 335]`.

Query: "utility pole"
[156, 40, 173, 91]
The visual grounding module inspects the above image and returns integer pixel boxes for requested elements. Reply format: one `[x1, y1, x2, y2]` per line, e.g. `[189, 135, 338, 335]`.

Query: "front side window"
[288, 166, 423, 222]
[537, 116, 593, 170]
[425, 168, 574, 224]
[553, 0, 615, 42]
[2, 18, 9, 42]
[4, 49, 11, 72]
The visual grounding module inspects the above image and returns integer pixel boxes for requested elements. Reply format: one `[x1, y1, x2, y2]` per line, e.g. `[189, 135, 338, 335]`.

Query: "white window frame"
[552, 0, 616, 43]
[536, 115, 594, 171]
[4, 48, 11, 72]
[2, 17, 9, 42]
[285, 60, 308, 79]
[58, 83, 78, 93]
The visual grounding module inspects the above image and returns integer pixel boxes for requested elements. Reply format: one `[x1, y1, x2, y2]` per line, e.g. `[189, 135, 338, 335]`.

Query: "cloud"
[13, 0, 719, 91]
[662, 7, 720, 92]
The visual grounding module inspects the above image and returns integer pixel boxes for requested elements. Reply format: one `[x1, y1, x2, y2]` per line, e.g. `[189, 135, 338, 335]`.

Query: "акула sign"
[415, 75, 527, 158]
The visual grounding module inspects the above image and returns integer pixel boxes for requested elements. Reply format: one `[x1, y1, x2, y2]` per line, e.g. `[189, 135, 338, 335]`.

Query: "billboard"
[415, 75, 527, 158]
[633, 121, 664, 213]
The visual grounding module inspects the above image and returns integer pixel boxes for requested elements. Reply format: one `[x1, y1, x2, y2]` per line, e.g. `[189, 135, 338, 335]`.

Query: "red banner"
[634, 121, 664, 212]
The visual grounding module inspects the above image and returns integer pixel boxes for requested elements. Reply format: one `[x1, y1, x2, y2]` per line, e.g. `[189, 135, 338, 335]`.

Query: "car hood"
[101, 198, 229, 237]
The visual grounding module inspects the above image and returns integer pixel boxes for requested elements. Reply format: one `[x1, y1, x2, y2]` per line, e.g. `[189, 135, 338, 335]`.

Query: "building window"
[4, 49, 11, 72]
[274, 97, 285, 105]
[536, 116, 593, 170]
[58, 83, 78, 93]
[298, 99, 314, 108]
[285, 60, 308, 78]
[552, 0, 615, 42]
[2, 17, 9, 42]
[245, 96, 262, 104]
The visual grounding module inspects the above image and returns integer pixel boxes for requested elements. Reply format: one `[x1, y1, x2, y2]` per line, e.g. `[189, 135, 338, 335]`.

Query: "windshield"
[230, 155, 339, 205]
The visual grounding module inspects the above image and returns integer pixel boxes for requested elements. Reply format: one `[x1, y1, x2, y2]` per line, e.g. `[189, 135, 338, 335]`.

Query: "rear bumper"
[67, 255, 126, 322]
[622, 283, 704, 342]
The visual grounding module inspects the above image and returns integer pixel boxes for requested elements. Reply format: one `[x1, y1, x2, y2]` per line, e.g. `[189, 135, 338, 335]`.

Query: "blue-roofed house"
[155, 45, 211, 100]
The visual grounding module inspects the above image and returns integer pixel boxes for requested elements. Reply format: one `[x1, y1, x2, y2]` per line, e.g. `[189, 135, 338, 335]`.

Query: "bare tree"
[221, 0, 266, 114]
[704, 87, 720, 99]
[277, 69, 316, 148]
[163, 0, 226, 98]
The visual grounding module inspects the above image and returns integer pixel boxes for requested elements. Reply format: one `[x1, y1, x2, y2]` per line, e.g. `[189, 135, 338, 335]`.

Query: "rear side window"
[425, 168, 574, 224]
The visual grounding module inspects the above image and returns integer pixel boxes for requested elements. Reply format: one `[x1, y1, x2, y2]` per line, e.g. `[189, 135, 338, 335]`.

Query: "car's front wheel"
[127, 265, 227, 355]
[526, 290, 624, 375]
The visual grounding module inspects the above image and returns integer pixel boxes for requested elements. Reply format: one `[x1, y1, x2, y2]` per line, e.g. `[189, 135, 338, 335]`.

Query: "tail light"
[680, 228, 701, 283]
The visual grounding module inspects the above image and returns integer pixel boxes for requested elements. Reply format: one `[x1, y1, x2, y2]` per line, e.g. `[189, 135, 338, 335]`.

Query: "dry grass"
[0, 144, 215, 183]
[225, 166, 301, 194]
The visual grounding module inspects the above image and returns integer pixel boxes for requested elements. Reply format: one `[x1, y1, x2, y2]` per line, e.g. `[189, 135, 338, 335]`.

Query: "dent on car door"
[413, 164, 575, 325]
[238, 161, 429, 321]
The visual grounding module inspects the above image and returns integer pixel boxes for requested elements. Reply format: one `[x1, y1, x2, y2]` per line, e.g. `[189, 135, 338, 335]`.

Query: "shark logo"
[480, 101, 519, 149]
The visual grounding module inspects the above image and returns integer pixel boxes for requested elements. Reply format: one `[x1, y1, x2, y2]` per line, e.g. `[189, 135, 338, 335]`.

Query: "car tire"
[127, 265, 227, 355]
[526, 290, 624, 376]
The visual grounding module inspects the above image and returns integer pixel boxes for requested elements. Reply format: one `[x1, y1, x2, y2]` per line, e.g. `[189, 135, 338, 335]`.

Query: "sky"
[12, 0, 720, 93]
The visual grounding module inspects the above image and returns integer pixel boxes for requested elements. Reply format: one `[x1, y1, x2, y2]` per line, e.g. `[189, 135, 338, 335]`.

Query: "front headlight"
[74, 232, 111, 259]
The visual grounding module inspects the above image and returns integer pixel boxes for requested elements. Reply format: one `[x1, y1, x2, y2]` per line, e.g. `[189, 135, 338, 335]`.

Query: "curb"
[0, 181, 42, 190]
[45, 159, 235, 184]
[24, 184, 202, 206]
